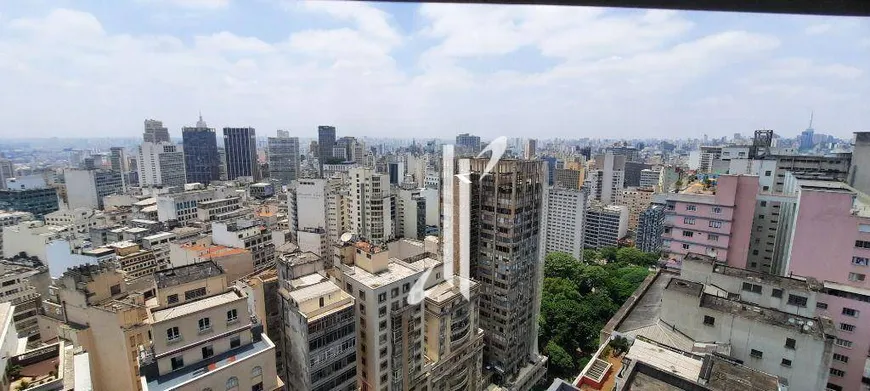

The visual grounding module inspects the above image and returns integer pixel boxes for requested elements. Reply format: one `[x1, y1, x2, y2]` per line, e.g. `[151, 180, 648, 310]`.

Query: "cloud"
[0, 3, 866, 140]
[137, 0, 230, 10]
[804, 23, 832, 35]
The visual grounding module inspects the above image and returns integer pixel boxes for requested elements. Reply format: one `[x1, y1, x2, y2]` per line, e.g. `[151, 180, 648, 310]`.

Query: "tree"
[544, 252, 583, 280]
[583, 249, 600, 263]
[610, 336, 631, 356]
[545, 341, 575, 377]
[577, 265, 608, 294]
[615, 247, 646, 265]
[599, 247, 618, 262]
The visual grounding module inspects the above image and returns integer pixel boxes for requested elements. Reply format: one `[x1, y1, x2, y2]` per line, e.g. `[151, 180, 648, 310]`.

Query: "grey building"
[543, 187, 587, 260]
[624, 161, 652, 188]
[268, 132, 300, 185]
[455, 133, 481, 156]
[143, 119, 170, 143]
[554, 168, 583, 190]
[182, 115, 221, 185]
[636, 203, 666, 253]
[109, 147, 125, 172]
[223, 127, 259, 181]
[463, 158, 548, 388]
[317, 126, 336, 177]
[584, 203, 628, 249]
[0, 179, 58, 219]
[605, 145, 640, 162]
[848, 131, 870, 196]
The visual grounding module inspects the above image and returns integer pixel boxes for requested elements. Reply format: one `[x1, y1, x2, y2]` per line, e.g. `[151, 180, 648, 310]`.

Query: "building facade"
[583, 203, 628, 249]
[267, 132, 301, 186]
[137, 142, 186, 188]
[636, 204, 665, 253]
[182, 116, 221, 185]
[223, 127, 259, 181]
[543, 187, 587, 260]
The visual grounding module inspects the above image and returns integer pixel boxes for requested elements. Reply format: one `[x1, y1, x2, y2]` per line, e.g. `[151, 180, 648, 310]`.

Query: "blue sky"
[0, 0, 867, 140]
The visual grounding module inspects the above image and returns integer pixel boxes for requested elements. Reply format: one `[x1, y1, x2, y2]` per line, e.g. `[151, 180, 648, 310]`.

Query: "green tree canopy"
[545, 341, 575, 377]
[544, 252, 584, 280]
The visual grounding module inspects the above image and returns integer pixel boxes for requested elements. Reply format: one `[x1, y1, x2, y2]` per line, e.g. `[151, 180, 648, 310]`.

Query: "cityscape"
[0, 2, 868, 391]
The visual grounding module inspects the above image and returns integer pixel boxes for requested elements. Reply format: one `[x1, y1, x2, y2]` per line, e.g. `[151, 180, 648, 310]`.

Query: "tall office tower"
[542, 187, 587, 260]
[455, 133, 481, 156]
[347, 167, 392, 244]
[276, 254, 356, 391]
[583, 203, 629, 249]
[387, 162, 405, 185]
[462, 158, 548, 388]
[848, 131, 870, 196]
[223, 127, 259, 181]
[109, 147, 126, 172]
[636, 203, 666, 253]
[395, 185, 426, 240]
[143, 119, 170, 143]
[588, 151, 626, 205]
[523, 139, 537, 160]
[182, 114, 221, 185]
[0, 177, 59, 218]
[799, 113, 815, 151]
[605, 145, 640, 162]
[139, 262, 281, 391]
[64, 168, 123, 210]
[0, 159, 13, 190]
[318, 125, 336, 177]
[267, 131, 300, 185]
[622, 187, 654, 230]
[217, 147, 228, 180]
[136, 141, 186, 188]
[554, 168, 584, 190]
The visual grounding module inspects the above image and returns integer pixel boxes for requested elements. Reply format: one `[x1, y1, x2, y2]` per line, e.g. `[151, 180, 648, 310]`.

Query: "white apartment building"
[290, 179, 328, 232]
[137, 142, 187, 188]
[139, 262, 281, 391]
[44, 207, 102, 234]
[583, 203, 628, 249]
[395, 186, 425, 240]
[156, 188, 220, 224]
[639, 168, 660, 189]
[0, 211, 33, 256]
[587, 152, 626, 205]
[347, 168, 392, 245]
[543, 187, 587, 260]
[64, 168, 124, 210]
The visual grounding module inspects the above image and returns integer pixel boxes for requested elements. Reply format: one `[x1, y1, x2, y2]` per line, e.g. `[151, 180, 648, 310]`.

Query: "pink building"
[783, 178, 870, 391]
[662, 175, 758, 268]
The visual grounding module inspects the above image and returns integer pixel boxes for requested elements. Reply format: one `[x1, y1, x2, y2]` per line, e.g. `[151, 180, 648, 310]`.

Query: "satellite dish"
[806, 320, 814, 327]
[339, 232, 354, 243]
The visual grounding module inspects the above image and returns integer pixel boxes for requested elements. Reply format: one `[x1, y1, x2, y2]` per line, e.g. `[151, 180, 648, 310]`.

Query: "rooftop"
[665, 278, 704, 297]
[796, 177, 870, 217]
[665, 193, 722, 206]
[703, 354, 781, 391]
[151, 289, 244, 323]
[345, 259, 422, 289]
[143, 330, 274, 391]
[154, 261, 224, 289]
[615, 271, 675, 334]
[181, 243, 249, 258]
[280, 251, 321, 267]
[143, 232, 175, 241]
[288, 280, 341, 304]
[425, 276, 477, 304]
[625, 338, 703, 382]
[699, 292, 827, 336]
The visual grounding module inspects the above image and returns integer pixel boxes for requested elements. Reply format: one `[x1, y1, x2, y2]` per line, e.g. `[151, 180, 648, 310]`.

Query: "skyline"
[0, 1, 867, 139]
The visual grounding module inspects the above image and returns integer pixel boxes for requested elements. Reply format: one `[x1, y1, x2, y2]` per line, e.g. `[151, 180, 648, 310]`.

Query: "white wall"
[420, 188, 440, 228]
[64, 170, 99, 210]
[295, 179, 327, 230]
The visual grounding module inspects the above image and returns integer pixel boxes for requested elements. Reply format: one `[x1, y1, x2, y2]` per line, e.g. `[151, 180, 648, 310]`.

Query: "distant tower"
[223, 127, 259, 181]
[799, 111, 815, 151]
[183, 113, 221, 184]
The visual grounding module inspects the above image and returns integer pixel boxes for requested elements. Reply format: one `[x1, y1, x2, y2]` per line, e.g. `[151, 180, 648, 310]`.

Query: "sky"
[0, 0, 867, 140]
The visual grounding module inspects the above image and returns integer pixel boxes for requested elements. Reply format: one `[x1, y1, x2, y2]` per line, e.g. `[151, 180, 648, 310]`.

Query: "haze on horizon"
[0, 0, 867, 140]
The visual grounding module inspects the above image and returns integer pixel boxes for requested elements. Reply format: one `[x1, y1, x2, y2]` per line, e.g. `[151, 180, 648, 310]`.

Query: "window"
[358, 290, 365, 300]
[840, 323, 856, 332]
[708, 220, 722, 228]
[750, 349, 763, 359]
[391, 288, 399, 298]
[378, 292, 386, 303]
[185, 287, 207, 300]
[226, 377, 239, 391]
[856, 240, 870, 249]
[198, 317, 211, 332]
[829, 368, 845, 377]
[110, 284, 121, 295]
[202, 345, 214, 359]
[251, 366, 262, 381]
[379, 306, 386, 317]
[703, 315, 715, 326]
[742, 282, 762, 294]
[166, 327, 180, 342]
[230, 335, 241, 349]
[171, 356, 184, 370]
[681, 244, 690, 250]
[848, 272, 865, 282]
[764, 170, 772, 176]
[832, 353, 849, 363]
[834, 338, 853, 348]
[712, 207, 722, 214]
[708, 234, 719, 241]
[762, 186, 769, 191]
[784, 338, 796, 350]
[787, 294, 807, 307]
[827, 383, 843, 391]
[842, 307, 859, 317]
[780, 358, 791, 367]
[760, 201, 767, 207]
[852, 256, 869, 266]
[758, 215, 765, 220]
[319, 297, 325, 307]
[686, 204, 697, 211]
[771, 288, 783, 298]
[682, 231, 694, 237]
[817, 302, 828, 309]
[683, 217, 696, 225]
[227, 309, 238, 322]
[167, 294, 179, 304]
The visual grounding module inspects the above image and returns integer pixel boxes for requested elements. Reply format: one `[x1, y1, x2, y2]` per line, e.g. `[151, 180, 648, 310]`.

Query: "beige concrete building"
[554, 168, 584, 190]
[170, 242, 254, 283]
[0, 259, 50, 342]
[107, 241, 160, 279]
[621, 187, 654, 231]
[139, 261, 281, 391]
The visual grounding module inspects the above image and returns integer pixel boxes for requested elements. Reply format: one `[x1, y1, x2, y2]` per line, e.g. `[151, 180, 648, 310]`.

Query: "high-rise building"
[605, 145, 640, 162]
[523, 139, 537, 160]
[136, 141, 186, 188]
[623, 161, 652, 188]
[543, 187, 587, 260]
[395, 185, 426, 240]
[218, 147, 228, 180]
[347, 167, 392, 244]
[621, 187, 654, 231]
[455, 133, 481, 156]
[848, 131, 870, 196]
[698, 146, 723, 173]
[0, 176, 59, 218]
[64, 168, 123, 210]
[267, 130, 300, 185]
[143, 119, 171, 143]
[799, 115, 815, 151]
[636, 203, 666, 253]
[639, 168, 660, 189]
[387, 162, 404, 185]
[182, 115, 221, 185]
[462, 158, 548, 388]
[583, 203, 628, 249]
[109, 147, 126, 172]
[318, 126, 336, 177]
[0, 159, 14, 190]
[588, 152, 625, 205]
[276, 256, 356, 391]
[661, 174, 758, 267]
[554, 168, 584, 190]
[138, 262, 281, 391]
[0, 259, 50, 341]
[223, 127, 259, 181]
